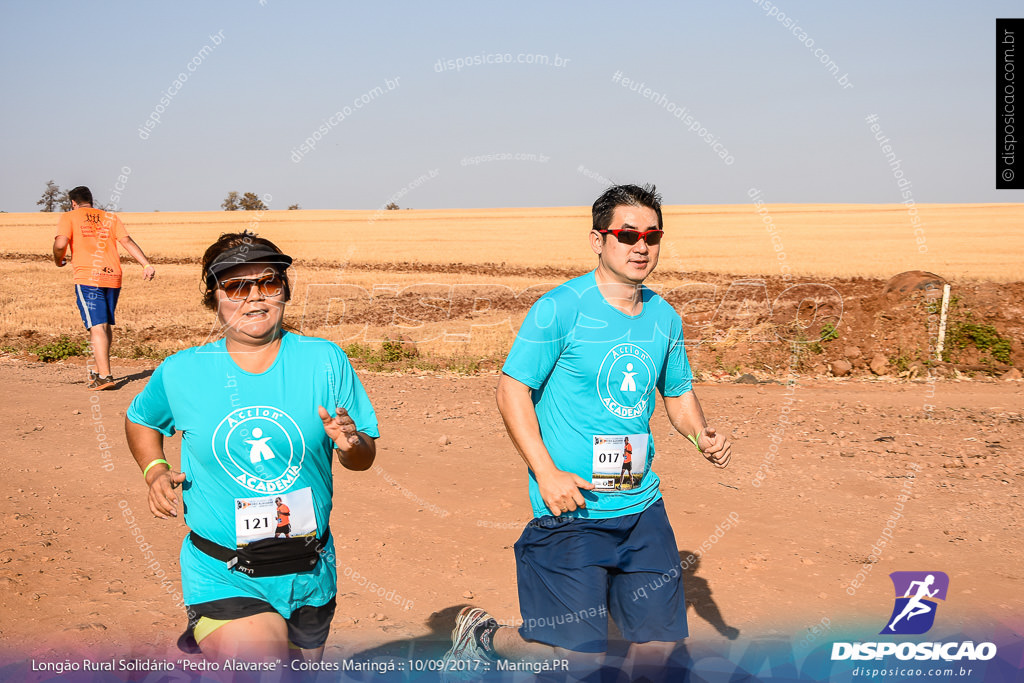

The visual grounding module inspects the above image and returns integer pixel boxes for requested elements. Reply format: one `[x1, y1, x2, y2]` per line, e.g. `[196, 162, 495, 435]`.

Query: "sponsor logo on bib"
[211, 405, 306, 493]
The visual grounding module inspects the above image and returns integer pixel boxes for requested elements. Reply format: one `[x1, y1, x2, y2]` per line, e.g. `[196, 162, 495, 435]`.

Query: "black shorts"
[178, 596, 337, 653]
[276, 524, 292, 535]
[620, 461, 633, 473]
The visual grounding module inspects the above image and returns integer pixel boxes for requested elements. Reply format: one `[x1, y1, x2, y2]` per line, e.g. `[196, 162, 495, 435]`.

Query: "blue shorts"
[75, 285, 120, 328]
[514, 498, 688, 653]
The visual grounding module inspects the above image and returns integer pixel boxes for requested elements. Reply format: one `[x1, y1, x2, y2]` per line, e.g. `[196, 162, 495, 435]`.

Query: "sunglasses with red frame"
[597, 228, 665, 246]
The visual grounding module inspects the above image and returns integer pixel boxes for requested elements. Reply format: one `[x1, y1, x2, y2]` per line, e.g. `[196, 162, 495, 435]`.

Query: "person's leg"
[197, 611, 290, 662]
[284, 598, 336, 664]
[446, 608, 603, 683]
[106, 323, 114, 370]
[100, 287, 118, 378]
[492, 626, 602, 669]
[609, 500, 689, 680]
[89, 323, 112, 377]
[443, 516, 614, 679]
[81, 285, 117, 381]
[75, 285, 107, 381]
[624, 640, 677, 680]
[291, 645, 325, 663]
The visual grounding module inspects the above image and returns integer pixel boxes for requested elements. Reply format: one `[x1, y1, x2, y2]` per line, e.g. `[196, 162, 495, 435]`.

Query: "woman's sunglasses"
[219, 273, 286, 301]
[597, 228, 664, 246]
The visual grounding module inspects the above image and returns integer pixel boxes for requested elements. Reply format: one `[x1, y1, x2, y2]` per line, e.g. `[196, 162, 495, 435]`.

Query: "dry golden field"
[2, 203, 1023, 279]
[1, 203, 1021, 367]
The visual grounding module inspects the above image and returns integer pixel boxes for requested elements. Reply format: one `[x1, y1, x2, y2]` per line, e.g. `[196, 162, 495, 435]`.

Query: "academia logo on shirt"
[596, 344, 656, 419]
[881, 571, 949, 635]
[211, 405, 306, 493]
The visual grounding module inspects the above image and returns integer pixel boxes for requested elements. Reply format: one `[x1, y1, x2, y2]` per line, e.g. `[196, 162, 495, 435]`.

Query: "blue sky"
[1, 1, 1020, 211]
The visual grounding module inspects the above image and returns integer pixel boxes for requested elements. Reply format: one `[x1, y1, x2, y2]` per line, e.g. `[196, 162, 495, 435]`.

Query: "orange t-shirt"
[623, 442, 632, 463]
[56, 207, 129, 287]
[276, 504, 290, 527]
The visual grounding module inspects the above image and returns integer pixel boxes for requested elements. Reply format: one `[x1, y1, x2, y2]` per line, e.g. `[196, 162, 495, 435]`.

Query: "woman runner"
[125, 232, 379, 663]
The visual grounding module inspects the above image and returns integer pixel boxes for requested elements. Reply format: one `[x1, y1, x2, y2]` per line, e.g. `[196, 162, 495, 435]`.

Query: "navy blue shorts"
[75, 285, 120, 328]
[514, 498, 688, 653]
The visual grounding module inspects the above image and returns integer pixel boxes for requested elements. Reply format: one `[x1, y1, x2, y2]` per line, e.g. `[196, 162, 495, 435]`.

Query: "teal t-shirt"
[126, 332, 379, 615]
[502, 271, 692, 520]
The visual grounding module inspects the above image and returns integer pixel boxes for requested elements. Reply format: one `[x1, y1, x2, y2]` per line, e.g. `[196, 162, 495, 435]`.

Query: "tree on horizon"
[221, 191, 241, 211]
[239, 192, 267, 211]
[37, 180, 62, 212]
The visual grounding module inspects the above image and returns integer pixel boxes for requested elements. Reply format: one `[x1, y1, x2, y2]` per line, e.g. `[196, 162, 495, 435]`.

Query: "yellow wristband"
[686, 434, 703, 453]
[143, 458, 170, 479]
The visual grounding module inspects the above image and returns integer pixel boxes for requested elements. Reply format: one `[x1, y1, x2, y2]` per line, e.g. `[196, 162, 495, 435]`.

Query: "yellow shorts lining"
[193, 615, 303, 650]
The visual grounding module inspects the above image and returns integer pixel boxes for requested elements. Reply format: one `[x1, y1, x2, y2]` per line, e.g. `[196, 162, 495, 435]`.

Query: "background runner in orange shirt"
[52, 186, 156, 389]
[275, 498, 292, 538]
[617, 436, 634, 489]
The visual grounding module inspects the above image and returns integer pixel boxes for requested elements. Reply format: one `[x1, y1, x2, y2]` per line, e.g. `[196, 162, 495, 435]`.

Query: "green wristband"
[143, 458, 170, 479]
[686, 434, 703, 453]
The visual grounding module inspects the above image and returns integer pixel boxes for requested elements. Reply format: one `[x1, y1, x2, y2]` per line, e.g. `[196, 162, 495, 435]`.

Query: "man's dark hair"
[68, 186, 93, 206]
[200, 231, 292, 310]
[592, 184, 663, 233]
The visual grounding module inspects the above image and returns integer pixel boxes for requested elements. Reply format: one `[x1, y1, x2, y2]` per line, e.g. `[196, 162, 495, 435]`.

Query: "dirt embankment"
[3, 255, 1021, 379]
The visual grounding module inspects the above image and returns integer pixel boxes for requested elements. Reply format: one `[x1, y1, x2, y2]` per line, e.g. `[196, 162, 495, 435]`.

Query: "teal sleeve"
[659, 314, 693, 397]
[126, 361, 176, 436]
[331, 347, 380, 438]
[502, 292, 573, 390]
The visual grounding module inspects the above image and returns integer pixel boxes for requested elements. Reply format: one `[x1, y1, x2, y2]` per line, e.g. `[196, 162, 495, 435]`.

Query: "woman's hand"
[148, 467, 187, 519]
[319, 405, 376, 470]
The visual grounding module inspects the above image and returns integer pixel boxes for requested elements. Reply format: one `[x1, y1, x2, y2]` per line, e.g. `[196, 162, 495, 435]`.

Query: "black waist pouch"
[190, 527, 331, 578]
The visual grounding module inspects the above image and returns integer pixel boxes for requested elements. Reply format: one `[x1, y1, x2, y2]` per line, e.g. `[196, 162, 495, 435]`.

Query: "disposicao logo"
[831, 571, 997, 663]
[881, 571, 948, 635]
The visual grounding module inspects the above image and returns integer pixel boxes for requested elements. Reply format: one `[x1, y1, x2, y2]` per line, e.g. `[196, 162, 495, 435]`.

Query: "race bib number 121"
[234, 487, 317, 547]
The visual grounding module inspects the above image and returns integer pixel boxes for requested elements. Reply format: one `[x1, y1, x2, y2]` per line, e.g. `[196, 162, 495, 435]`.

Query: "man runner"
[617, 435, 634, 490]
[275, 497, 292, 538]
[52, 186, 155, 389]
[443, 184, 732, 679]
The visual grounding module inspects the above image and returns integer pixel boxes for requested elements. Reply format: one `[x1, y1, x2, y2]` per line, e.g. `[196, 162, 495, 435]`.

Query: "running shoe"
[441, 606, 498, 681]
[88, 374, 116, 391]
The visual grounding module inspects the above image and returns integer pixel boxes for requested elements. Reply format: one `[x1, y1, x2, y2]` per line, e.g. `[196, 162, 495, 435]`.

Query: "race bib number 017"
[592, 434, 648, 491]
[234, 487, 317, 548]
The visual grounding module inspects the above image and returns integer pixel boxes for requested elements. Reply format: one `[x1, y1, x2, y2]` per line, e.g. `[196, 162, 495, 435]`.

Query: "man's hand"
[319, 405, 360, 450]
[697, 426, 732, 469]
[148, 469, 187, 519]
[142, 265, 156, 281]
[536, 468, 595, 516]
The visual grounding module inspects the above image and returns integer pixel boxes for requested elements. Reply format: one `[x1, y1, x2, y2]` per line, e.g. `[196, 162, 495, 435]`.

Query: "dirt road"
[0, 356, 1021, 673]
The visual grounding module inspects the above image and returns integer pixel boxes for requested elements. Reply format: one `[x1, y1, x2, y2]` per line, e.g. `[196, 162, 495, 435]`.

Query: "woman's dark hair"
[200, 231, 292, 310]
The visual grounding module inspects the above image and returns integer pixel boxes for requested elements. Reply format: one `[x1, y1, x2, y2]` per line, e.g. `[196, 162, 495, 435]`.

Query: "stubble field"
[1, 203, 1022, 372]
[0, 203, 1022, 678]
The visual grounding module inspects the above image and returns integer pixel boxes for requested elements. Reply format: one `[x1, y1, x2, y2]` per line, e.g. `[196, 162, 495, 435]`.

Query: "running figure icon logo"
[880, 571, 949, 635]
